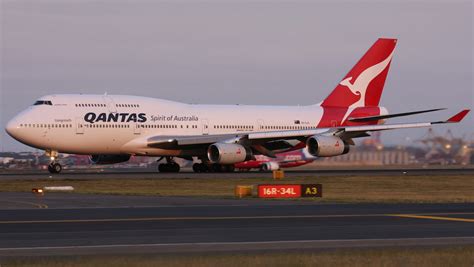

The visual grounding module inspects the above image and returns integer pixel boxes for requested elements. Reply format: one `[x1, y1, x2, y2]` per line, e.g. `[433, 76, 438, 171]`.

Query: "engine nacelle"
[306, 135, 350, 157]
[90, 155, 131, 165]
[207, 143, 252, 164]
[260, 162, 280, 172]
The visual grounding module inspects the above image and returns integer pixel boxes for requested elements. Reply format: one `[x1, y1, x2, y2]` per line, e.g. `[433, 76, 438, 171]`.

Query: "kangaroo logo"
[339, 50, 394, 123]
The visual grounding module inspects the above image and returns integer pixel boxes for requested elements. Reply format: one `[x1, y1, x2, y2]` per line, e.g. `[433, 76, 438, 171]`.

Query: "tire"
[158, 164, 167, 173]
[200, 163, 209, 173]
[53, 163, 62, 173]
[48, 165, 54, 174]
[224, 165, 235, 172]
[172, 163, 180, 173]
[192, 163, 201, 173]
[159, 163, 180, 173]
[211, 164, 223, 172]
[48, 163, 62, 174]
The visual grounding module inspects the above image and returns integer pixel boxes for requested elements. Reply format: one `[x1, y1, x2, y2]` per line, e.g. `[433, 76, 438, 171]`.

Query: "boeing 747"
[5, 38, 470, 173]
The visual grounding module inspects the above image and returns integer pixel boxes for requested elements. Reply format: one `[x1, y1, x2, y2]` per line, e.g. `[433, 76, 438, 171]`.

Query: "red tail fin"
[321, 38, 397, 108]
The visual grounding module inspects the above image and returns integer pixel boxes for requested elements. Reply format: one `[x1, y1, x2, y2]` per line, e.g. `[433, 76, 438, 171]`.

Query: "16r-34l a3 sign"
[258, 184, 322, 198]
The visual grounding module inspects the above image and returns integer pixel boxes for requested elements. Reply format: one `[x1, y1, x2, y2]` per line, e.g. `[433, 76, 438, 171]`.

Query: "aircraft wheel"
[158, 163, 168, 173]
[211, 164, 223, 172]
[192, 163, 201, 173]
[48, 163, 62, 174]
[159, 163, 180, 173]
[224, 165, 235, 172]
[201, 163, 209, 172]
[171, 163, 180, 173]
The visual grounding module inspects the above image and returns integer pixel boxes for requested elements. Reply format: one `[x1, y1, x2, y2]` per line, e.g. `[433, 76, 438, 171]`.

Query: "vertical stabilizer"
[321, 38, 397, 108]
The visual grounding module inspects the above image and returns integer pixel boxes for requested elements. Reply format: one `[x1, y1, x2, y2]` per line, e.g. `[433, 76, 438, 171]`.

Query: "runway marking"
[391, 214, 474, 223]
[1, 212, 473, 224]
[1, 200, 48, 209]
[0, 213, 384, 224]
[26, 204, 253, 210]
[0, 237, 473, 252]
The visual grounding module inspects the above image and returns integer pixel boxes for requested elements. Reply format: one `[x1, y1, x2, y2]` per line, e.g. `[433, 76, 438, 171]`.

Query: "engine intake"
[260, 162, 280, 172]
[306, 135, 350, 157]
[90, 155, 131, 165]
[208, 143, 252, 164]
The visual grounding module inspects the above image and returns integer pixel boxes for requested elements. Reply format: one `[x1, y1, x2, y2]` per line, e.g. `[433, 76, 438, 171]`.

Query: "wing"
[125, 109, 469, 155]
[248, 109, 470, 142]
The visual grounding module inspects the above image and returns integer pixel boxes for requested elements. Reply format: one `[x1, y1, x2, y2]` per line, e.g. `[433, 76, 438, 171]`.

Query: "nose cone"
[6, 110, 44, 149]
[5, 117, 19, 138]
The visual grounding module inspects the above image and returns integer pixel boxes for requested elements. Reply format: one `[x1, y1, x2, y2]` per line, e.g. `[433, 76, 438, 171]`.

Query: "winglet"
[446, 109, 470, 123]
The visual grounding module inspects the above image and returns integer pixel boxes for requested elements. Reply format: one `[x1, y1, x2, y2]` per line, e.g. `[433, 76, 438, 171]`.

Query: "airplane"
[234, 148, 316, 172]
[5, 38, 470, 174]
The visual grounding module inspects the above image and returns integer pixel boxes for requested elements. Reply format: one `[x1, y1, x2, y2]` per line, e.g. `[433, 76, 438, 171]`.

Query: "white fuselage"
[6, 94, 327, 156]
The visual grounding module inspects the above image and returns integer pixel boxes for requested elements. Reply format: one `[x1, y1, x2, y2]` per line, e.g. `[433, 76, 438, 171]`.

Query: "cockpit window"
[33, 100, 53, 106]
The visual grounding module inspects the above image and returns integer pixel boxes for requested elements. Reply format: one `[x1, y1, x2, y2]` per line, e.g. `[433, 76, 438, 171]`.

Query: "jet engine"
[306, 135, 350, 157]
[89, 155, 131, 164]
[260, 161, 280, 172]
[207, 143, 253, 164]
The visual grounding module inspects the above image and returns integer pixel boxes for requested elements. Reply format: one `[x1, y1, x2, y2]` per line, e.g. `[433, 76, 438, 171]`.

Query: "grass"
[1, 174, 473, 203]
[3, 246, 474, 267]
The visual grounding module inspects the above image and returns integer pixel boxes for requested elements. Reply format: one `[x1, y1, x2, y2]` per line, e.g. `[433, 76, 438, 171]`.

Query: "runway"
[0, 168, 472, 257]
[0, 193, 473, 257]
[1, 167, 473, 180]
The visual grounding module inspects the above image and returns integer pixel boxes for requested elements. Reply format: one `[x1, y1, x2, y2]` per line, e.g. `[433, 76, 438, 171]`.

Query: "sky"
[1, 0, 473, 152]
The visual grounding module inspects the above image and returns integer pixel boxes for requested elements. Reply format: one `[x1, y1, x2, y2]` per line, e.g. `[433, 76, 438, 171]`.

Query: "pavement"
[0, 192, 472, 257]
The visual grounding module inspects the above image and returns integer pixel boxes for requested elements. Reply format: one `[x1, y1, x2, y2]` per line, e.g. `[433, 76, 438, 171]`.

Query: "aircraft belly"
[47, 131, 131, 155]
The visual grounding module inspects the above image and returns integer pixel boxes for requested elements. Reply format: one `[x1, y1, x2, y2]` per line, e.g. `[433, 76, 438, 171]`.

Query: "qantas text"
[84, 112, 147, 124]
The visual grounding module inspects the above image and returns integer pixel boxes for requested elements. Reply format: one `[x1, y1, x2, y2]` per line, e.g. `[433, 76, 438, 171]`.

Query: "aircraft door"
[76, 117, 84, 134]
[134, 123, 141, 135]
[103, 95, 117, 113]
[257, 119, 264, 131]
[202, 119, 209, 135]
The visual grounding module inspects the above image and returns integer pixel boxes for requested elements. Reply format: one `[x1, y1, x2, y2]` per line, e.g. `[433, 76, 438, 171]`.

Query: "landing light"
[32, 188, 44, 195]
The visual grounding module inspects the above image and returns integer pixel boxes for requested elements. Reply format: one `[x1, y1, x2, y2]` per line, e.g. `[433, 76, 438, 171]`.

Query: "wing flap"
[147, 134, 243, 148]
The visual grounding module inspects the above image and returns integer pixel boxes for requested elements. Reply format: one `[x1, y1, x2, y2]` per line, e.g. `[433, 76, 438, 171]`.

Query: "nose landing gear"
[46, 150, 62, 174]
[48, 162, 62, 174]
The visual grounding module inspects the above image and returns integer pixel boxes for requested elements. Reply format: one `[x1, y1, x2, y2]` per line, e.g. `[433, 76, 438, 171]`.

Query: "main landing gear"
[46, 150, 62, 174]
[192, 163, 235, 173]
[157, 157, 180, 173]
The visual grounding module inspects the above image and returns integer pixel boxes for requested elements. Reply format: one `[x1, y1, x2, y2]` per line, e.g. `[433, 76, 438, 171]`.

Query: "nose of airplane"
[5, 116, 19, 138]
[6, 110, 43, 148]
